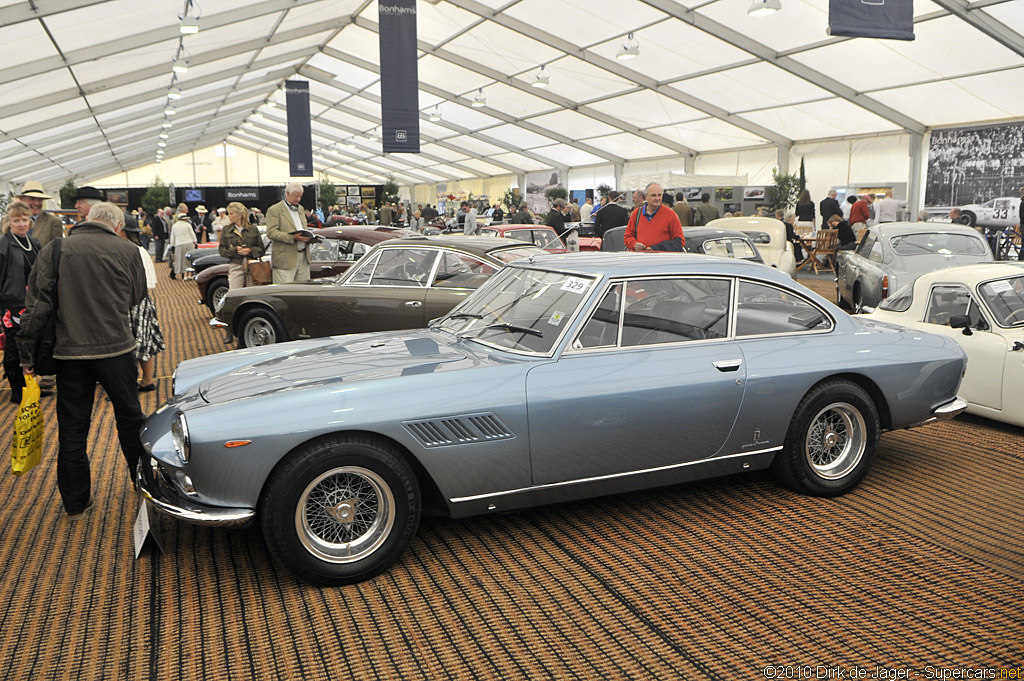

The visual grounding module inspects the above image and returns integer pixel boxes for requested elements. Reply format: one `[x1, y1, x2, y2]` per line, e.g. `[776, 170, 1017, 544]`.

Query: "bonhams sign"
[226, 188, 258, 201]
[828, 0, 915, 41]
[285, 80, 314, 177]
[378, 0, 420, 153]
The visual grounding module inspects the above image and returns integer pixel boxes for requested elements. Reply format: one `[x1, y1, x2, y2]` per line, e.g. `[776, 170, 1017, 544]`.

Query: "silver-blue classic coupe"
[140, 253, 968, 585]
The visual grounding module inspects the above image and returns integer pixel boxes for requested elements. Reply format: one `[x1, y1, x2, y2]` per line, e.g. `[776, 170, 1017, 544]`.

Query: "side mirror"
[948, 314, 973, 335]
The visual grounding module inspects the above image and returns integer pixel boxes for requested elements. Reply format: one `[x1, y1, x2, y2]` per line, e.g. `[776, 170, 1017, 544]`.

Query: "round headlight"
[170, 412, 190, 465]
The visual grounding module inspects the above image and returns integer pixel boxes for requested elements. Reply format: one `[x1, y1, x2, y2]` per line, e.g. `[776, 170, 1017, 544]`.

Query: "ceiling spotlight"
[179, 9, 199, 34]
[471, 88, 487, 108]
[168, 87, 182, 99]
[252, 112, 264, 120]
[162, 121, 173, 128]
[157, 142, 167, 148]
[616, 33, 640, 60]
[267, 100, 277, 108]
[164, 107, 176, 115]
[159, 133, 169, 139]
[747, 0, 781, 17]
[532, 65, 551, 89]
[366, 128, 379, 142]
[172, 60, 189, 74]
[428, 105, 442, 122]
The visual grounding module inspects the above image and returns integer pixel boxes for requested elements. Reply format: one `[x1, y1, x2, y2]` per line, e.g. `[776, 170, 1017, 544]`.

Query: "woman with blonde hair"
[0, 201, 43, 402]
[219, 202, 265, 290]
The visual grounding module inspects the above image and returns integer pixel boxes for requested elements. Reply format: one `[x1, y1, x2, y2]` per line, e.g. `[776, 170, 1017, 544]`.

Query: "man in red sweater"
[624, 183, 684, 251]
[849, 194, 873, 227]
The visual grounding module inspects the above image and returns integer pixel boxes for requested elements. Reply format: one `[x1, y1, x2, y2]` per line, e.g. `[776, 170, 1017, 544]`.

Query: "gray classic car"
[140, 253, 967, 585]
[217, 235, 546, 347]
[836, 222, 992, 312]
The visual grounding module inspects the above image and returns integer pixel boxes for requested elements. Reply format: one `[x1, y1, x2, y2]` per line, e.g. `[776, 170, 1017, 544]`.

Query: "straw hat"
[18, 180, 51, 200]
[196, 205, 208, 213]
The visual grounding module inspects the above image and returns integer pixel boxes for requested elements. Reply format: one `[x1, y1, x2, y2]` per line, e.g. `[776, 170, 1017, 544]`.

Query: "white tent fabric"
[0, 0, 1022, 190]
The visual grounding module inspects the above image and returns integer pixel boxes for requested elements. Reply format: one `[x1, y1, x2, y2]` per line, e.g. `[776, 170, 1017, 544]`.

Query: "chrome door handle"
[713, 359, 742, 372]
[405, 301, 422, 308]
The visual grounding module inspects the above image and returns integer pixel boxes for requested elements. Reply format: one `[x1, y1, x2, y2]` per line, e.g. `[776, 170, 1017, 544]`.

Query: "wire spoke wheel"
[804, 402, 866, 480]
[296, 466, 395, 564]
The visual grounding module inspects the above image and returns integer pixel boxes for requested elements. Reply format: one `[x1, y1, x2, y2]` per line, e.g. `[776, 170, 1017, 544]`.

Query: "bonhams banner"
[828, 0, 915, 41]
[378, 0, 420, 153]
[285, 80, 314, 177]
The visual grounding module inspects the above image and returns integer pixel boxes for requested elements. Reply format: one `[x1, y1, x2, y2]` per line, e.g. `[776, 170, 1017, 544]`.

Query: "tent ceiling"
[0, 0, 1022, 187]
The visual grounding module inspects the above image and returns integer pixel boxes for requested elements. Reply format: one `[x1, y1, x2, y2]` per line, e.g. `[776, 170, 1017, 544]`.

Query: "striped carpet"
[0, 264, 1020, 681]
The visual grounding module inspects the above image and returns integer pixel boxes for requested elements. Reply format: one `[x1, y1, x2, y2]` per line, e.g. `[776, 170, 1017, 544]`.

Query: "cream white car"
[866, 262, 1024, 428]
[708, 217, 796, 277]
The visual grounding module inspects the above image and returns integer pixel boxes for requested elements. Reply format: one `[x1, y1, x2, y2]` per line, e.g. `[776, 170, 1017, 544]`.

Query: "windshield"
[436, 267, 597, 354]
[702, 237, 758, 260]
[978, 275, 1024, 327]
[889, 233, 987, 256]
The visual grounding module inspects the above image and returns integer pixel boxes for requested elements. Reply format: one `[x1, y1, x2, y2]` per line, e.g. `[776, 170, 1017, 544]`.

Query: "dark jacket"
[795, 202, 815, 223]
[819, 196, 842, 228]
[148, 215, 168, 239]
[592, 203, 629, 238]
[0, 232, 41, 312]
[511, 209, 533, 224]
[18, 222, 145, 363]
[218, 223, 265, 264]
[544, 208, 566, 237]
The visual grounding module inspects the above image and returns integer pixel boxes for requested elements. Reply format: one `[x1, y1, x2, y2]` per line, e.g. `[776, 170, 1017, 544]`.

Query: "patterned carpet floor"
[0, 264, 1020, 681]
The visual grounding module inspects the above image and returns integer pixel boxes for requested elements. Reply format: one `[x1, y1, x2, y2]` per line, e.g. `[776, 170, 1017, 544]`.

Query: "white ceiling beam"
[443, 0, 790, 148]
[929, 0, 1024, 57]
[634, 0, 926, 135]
[0, 0, 115, 26]
[0, 0, 331, 86]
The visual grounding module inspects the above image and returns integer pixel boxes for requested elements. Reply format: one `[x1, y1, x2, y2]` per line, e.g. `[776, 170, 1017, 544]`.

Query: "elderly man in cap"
[17, 181, 64, 248]
[73, 186, 105, 224]
[194, 205, 212, 243]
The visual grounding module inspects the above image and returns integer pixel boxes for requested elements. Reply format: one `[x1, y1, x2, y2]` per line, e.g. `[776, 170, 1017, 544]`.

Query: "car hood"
[194, 330, 473, 404]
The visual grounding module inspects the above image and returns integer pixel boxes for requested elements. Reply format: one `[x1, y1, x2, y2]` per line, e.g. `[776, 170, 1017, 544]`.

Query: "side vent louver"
[404, 413, 515, 448]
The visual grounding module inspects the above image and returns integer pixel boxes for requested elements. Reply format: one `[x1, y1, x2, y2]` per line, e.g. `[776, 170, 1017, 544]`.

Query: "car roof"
[912, 261, 1024, 286]
[313, 225, 415, 242]
[507, 251, 790, 283]
[381, 234, 541, 256]
[682, 227, 754, 240]
[869, 222, 983, 237]
[707, 216, 785, 234]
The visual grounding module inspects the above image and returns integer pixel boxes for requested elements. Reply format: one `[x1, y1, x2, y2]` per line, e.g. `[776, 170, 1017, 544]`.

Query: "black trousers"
[2, 320, 25, 399]
[55, 353, 146, 513]
[153, 237, 166, 262]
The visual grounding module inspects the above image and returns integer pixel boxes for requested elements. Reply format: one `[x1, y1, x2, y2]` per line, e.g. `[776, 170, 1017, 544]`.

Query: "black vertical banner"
[285, 80, 314, 176]
[379, 0, 420, 153]
[828, 0, 915, 41]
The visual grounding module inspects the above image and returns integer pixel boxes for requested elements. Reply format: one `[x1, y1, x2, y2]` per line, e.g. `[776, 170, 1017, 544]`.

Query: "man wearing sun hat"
[195, 204, 212, 243]
[17, 181, 64, 248]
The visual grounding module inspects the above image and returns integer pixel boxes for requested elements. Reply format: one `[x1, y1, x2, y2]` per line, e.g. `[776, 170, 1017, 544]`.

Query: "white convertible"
[707, 216, 797, 277]
[866, 262, 1024, 428]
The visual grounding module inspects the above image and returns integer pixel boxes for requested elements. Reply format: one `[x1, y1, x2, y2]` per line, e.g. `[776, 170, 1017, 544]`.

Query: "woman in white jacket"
[168, 209, 197, 280]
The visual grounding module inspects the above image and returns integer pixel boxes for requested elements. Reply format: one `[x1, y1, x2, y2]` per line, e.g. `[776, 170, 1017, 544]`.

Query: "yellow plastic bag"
[11, 375, 43, 476]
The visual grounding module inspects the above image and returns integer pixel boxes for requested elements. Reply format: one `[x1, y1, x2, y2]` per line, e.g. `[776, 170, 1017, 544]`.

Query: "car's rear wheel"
[237, 308, 288, 347]
[959, 211, 976, 227]
[204, 276, 229, 314]
[852, 284, 865, 314]
[260, 435, 420, 585]
[773, 379, 879, 497]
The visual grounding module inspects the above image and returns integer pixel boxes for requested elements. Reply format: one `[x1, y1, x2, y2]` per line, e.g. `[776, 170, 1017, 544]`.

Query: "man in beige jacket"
[266, 182, 312, 284]
[18, 181, 64, 248]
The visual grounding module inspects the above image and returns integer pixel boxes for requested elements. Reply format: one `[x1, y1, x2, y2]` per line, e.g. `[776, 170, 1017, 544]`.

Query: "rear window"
[889, 233, 987, 256]
[488, 246, 547, 263]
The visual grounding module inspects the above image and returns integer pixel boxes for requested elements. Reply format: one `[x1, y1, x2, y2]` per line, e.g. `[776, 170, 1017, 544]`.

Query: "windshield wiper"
[478, 322, 543, 338]
[447, 312, 484, 320]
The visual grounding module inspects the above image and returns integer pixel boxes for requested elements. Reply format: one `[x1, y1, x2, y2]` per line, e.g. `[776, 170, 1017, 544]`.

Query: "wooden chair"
[813, 229, 839, 273]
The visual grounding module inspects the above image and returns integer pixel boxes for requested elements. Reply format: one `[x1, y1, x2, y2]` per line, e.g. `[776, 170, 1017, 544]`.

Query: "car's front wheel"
[959, 211, 976, 227]
[260, 435, 421, 585]
[204, 276, 229, 314]
[773, 379, 880, 497]
[237, 308, 288, 347]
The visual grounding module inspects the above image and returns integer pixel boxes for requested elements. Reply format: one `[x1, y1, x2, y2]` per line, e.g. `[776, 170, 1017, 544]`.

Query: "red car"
[478, 224, 566, 252]
[195, 226, 412, 313]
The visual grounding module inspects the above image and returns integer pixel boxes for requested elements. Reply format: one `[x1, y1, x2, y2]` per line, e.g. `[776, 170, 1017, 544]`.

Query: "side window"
[533, 230, 562, 249]
[346, 251, 380, 284]
[507, 230, 532, 243]
[479, 229, 499, 238]
[924, 286, 986, 328]
[334, 239, 369, 262]
[368, 249, 438, 287]
[869, 240, 884, 263]
[736, 281, 831, 336]
[308, 238, 339, 262]
[432, 252, 497, 289]
[576, 285, 621, 349]
[621, 278, 731, 346]
[856, 233, 876, 258]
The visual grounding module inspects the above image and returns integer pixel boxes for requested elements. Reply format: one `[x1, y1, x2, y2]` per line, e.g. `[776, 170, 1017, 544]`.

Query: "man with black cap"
[73, 186, 105, 224]
[17, 181, 64, 248]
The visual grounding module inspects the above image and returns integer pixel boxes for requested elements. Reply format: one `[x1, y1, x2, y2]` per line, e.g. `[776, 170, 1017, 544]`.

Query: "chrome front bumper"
[137, 457, 255, 528]
[905, 396, 969, 429]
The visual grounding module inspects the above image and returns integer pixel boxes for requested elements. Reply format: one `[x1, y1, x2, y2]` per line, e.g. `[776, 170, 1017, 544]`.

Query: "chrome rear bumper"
[904, 396, 969, 429]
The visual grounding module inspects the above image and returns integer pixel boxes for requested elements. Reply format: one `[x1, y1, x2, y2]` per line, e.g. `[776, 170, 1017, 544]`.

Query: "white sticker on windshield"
[548, 311, 565, 326]
[988, 280, 1013, 294]
[560, 277, 588, 294]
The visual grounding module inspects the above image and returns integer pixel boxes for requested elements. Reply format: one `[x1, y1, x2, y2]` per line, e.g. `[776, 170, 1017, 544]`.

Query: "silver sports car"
[140, 253, 968, 585]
